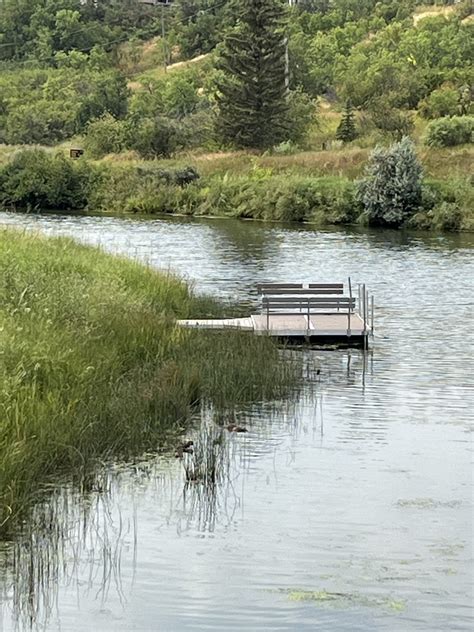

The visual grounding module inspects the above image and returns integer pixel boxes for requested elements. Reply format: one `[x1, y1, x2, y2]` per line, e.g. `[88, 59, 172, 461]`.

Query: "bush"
[284, 90, 318, 145]
[411, 178, 474, 231]
[127, 116, 181, 158]
[0, 149, 99, 210]
[5, 101, 77, 145]
[92, 164, 201, 214]
[368, 99, 414, 140]
[357, 137, 423, 227]
[418, 87, 461, 119]
[425, 116, 473, 147]
[84, 114, 127, 159]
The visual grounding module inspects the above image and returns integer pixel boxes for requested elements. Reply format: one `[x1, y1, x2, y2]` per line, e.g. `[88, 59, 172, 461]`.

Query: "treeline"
[0, 0, 472, 151]
[290, 0, 473, 136]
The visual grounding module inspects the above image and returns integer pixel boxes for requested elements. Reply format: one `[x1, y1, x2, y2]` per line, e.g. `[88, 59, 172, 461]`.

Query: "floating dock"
[178, 281, 374, 348]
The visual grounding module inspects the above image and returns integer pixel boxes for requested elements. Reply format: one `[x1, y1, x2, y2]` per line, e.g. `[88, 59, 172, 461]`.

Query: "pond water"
[0, 212, 473, 631]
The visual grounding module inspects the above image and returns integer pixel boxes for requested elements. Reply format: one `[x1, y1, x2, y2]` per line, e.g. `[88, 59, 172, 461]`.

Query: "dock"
[178, 281, 374, 347]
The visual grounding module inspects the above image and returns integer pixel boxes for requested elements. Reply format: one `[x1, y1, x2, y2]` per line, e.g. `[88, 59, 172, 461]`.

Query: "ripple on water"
[0, 212, 473, 631]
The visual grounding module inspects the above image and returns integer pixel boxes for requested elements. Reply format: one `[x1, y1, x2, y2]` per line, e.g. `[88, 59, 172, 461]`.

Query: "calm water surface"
[0, 212, 473, 631]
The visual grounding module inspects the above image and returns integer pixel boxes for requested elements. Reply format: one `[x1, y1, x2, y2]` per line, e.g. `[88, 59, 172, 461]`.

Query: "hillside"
[0, 0, 472, 230]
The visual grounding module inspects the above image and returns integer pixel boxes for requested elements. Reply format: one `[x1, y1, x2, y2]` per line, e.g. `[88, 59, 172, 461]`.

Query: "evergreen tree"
[335, 100, 357, 143]
[216, 0, 290, 149]
[357, 137, 423, 227]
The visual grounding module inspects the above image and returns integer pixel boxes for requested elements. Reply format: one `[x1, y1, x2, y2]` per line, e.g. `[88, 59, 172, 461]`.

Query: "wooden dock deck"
[177, 281, 374, 347]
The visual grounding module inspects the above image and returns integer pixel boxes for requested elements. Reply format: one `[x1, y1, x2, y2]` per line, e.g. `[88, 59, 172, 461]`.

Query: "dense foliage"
[0, 149, 97, 209]
[0, 0, 472, 150]
[216, 0, 291, 149]
[0, 0, 472, 231]
[2, 147, 471, 231]
[0, 64, 128, 145]
[357, 137, 423, 227]
[425, 115, 473, 147]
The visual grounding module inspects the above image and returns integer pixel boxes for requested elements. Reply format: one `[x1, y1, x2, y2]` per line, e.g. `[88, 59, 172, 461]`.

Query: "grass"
[93, 142, 472, 181]
[0, 229, 298, 534]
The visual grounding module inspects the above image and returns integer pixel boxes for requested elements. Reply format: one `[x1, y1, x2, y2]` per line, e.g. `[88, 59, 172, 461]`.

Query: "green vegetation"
[0, 229, 298, 532]
[425, 115, 473, 147]
[336, 101, 357, 143]
[0, 0, 472, 230]
[0, 148, 97, 210]
[357, 138, 423, 227]
[0, 147, 472, 230]
[216, 0, 292, 149]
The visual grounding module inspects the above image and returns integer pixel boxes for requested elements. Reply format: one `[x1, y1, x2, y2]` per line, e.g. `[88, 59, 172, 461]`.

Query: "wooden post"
[266, 299, 269, 332]
[357, 283, 362, 316]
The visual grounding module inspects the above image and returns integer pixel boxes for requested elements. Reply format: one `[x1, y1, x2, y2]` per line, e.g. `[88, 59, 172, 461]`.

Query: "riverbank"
[0, 230, 296, 534]
[0, 146, 473, 231]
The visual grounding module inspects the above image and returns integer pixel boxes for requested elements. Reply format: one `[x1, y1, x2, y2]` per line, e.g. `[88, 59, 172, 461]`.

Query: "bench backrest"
[257, 283, 344, 296]
[261, 295, 355, 314]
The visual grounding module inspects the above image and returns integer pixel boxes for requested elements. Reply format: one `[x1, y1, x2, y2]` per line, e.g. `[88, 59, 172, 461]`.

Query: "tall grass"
[0, 230, 297, 533]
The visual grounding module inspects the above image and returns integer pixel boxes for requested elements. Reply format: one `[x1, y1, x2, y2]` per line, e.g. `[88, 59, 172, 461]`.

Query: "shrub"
[368, 101, 414, 140]
[126, 116, 180, 158]
[357, 137, 423, 227]
[199, 175, 358, 224]
[411, 178, 474, 231]
[0, 149, 98, 210]
[418, 87, 461, 119]
[5, 101, 77, 145]
[284, 90, 318, 145]
[425, 116, 473, 147]
[84, 114, 127, 158]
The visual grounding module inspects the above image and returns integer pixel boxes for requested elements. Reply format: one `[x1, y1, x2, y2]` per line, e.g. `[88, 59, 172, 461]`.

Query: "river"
[0, 212, 473, 631]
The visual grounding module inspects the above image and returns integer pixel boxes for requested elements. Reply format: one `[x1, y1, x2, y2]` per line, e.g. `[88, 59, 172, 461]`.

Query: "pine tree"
[216, 0, 290, 149]
[336, 100, 357, 143]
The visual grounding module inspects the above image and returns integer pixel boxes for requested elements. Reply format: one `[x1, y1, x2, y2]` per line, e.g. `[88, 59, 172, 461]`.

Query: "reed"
[0, 229, 297, 534]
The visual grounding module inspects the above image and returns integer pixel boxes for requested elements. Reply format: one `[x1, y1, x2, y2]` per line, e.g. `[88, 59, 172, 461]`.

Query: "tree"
[216, 0, 290, 149]
[357, 137, 423, 227]
[335, 100, 357, 142]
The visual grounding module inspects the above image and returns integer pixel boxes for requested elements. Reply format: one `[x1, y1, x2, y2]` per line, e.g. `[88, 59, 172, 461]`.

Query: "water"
[0, 212, 473, 631]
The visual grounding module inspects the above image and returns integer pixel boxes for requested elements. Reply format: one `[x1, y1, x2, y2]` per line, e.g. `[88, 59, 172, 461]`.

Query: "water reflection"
[1, 351, 374, 631]
[0, 212, 472, 631]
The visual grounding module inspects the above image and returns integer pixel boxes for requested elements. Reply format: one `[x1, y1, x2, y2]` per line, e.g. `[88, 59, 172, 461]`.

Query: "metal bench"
[258, 281, 359, 336]
[257, 283, 344, 295]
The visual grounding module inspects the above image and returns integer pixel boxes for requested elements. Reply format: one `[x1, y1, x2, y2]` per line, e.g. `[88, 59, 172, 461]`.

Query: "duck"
[226, 424, 248, 433]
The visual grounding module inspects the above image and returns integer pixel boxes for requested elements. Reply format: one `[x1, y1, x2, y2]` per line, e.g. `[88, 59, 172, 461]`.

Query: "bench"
[257, 283, 344, 295]
[258, 282, 356, 335]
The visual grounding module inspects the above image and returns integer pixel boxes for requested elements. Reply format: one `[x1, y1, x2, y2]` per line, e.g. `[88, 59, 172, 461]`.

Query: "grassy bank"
[0, 146, 472, 231]
[91, 163, 473, 231]
[0, 230, 297, 533]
